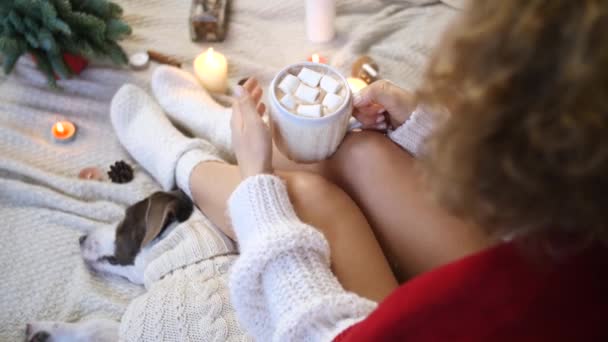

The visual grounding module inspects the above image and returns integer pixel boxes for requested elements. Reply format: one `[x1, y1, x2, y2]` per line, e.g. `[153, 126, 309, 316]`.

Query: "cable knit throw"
[0, 0, 460, 340]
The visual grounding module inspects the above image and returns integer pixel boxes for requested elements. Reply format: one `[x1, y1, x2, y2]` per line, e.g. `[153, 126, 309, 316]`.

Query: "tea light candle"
[307, 53, 328, 64]
[51, 120, 77, 143]
[194, 47, 228, 93]
[347, 77, 368, 93]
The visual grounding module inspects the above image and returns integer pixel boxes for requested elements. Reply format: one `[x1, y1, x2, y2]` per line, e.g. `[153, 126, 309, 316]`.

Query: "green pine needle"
[8, 11, 26, 34]
[0, 36, 20, 55]
[3, 51, 21, 75]
[23, 17, 41, 33]
[29, 48, 57, 87]
[48, 51, 71, 79]
[38, 28, 58, 53]
[105, 18, 131, 41]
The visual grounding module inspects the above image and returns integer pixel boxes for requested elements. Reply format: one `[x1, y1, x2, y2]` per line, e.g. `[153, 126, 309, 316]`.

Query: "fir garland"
[0, 0, 132, 86]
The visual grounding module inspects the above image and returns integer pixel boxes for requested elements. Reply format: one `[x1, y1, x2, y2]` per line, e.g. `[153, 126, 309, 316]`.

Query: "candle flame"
[312, 54, 320, 63]
[206, 48, 215, 63]
[56, 122, 65, 134]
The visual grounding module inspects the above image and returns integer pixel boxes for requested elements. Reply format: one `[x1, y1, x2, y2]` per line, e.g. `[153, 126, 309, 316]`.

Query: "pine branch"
[23, 17, 41, 33]
[48, 51, 70, 79]
[57, 34, 94, 58]
[8, 10, 25, 34]
[29, 48, 57, 87]
[104, 40, 127, 64]
[75, 0, 114, 20]
[105, 18, 131, 40]
[38, 28, 59, 53]
[3, 50, 21, 75]
[1, 0, 132, 87]
[63, 11, 106, 45]
[0, 36, 20, 55]
[24, 31, 39, 48]
[50, 0, 72, 13]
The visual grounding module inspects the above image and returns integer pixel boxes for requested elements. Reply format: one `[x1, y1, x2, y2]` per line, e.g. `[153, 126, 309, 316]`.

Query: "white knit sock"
[110, 84, 223, 191]
[151, 66, 234, 162]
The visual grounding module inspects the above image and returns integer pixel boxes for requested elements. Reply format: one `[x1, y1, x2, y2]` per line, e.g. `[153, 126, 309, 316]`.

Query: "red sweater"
[335, 241, 608, 341]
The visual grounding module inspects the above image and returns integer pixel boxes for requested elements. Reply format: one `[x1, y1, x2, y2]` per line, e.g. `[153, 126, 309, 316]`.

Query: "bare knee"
[279, 171, 358, 236]
[328, 131, 413, 184]
[283, 171, 341, 214]
[344, 131, 404, 162]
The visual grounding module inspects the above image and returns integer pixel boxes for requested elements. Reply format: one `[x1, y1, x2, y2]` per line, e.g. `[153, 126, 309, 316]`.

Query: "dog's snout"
[79, 235, 87, 246]
[29, 331, 50, 342]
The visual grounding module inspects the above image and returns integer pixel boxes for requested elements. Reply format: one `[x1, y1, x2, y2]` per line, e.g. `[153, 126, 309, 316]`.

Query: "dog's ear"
[141, 190, 193, 247]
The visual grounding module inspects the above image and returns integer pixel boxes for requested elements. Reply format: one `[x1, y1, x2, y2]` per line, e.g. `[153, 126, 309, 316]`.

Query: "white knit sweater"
[227, 109, 438, 341]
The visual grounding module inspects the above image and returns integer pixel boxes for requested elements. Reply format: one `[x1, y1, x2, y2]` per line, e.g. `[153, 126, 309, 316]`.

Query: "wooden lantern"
[190, 0, 229, 42]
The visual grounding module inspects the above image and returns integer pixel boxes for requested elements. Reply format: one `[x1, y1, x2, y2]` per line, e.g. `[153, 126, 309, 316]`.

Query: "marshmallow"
[295, 83, 320, 103]
[278, 74, 300, 94]
[280, 93, 297, 110]
[297, 67, 323, 87]
[322, 92, 343, 111]
[320, 75, 341, 94]
[297, 104, 323, 118]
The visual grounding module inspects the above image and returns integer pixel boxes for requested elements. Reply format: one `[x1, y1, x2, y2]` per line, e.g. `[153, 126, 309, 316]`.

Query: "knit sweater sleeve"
[228, 175, 377, 342]
[388, 105, 444, 157]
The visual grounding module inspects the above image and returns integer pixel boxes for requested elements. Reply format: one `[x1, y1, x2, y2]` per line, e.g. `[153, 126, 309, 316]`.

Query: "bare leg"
[189, 162, 398, 302]
[273, 131, 494, 281]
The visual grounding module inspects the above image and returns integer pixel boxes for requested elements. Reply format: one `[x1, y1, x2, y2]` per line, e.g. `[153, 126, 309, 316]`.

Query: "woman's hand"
[352, 80, 416, 131]
[231, 78, 273, 179]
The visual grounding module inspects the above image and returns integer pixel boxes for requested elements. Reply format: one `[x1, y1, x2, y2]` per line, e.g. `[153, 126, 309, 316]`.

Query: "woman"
[110, 0, 607, 340]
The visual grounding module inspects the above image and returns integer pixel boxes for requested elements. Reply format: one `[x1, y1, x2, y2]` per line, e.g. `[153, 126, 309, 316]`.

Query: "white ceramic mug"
[269, 62, 354, 163]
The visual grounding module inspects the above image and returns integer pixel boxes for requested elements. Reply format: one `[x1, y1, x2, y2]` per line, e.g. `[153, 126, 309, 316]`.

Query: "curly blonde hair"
[417, 0, 608, 243]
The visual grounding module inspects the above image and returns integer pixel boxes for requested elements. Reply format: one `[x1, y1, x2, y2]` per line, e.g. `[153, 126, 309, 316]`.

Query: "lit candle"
[51, 120, 77, 143]
[307, 53, 328, 64]
[193, 47, 228, 93]
[347, 77, 368, 93]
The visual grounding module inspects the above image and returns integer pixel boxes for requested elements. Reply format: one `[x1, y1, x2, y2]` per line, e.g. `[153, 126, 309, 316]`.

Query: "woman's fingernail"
[234, 86, 245, 97]
[375, 116, 386, 123]
[376, 123, 387, 130]
[377, 108, 386, 114]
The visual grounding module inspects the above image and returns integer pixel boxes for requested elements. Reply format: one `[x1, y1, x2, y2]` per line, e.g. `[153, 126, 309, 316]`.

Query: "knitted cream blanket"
[0, 0, 459, 340]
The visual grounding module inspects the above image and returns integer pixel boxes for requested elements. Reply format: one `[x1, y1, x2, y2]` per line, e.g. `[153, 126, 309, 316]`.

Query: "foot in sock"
[110, 84, 223, 194]
[151, 66, 234, 162]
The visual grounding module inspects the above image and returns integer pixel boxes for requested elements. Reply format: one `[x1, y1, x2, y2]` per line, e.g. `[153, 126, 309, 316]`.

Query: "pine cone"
[107, 160, 134, 183]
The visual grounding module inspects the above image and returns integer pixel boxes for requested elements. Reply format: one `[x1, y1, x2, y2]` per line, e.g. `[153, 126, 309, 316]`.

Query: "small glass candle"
[347, 77, 368, 93]
[307, 53, 328, 64]
[51, 121, 77, 143]
[194, 47, 228, 93]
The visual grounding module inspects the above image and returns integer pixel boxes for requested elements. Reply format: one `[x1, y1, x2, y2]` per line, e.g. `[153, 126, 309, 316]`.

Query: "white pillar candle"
[306, 0, 336, 43]
[193, 47, 228, 93]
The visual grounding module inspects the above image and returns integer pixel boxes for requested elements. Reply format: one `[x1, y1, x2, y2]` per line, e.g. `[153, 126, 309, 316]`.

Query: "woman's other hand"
[352, 80, 416, 130]
[231, 78, 273, 179]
